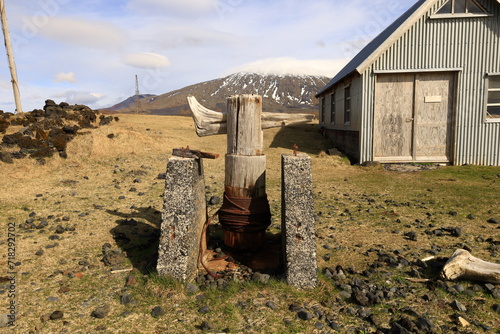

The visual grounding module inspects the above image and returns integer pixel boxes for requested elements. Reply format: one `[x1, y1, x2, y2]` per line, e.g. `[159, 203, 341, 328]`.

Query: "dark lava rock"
[151, 306, 164, 318]
[49, 311, 64, 320]
[0, 152, 13, 163]
[99, 116, 113, 126]
[55, 225, 65, 234]
[416, 316, 436, 332]
[389, 322, 411, 334]
[404, 231, 418, 241]
[487, 218, 499, 224]
[288, 303, 302, 312]
[120, 293, 132, 305]
[265, 301, 277, 310]
[208, 196, 221, 206]
[91, 305, 110, 319]
[492, 304, 500, 313]
[297, 310, 313, 321]
[200, 321, 213, 331]
[358, 308, 372, 319]
[353, 290, 370, 306]
[198, 306, 210, 314]
[35, 249, 44, 256]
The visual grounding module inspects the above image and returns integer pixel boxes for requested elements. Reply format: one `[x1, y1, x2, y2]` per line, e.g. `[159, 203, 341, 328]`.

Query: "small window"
[486, 75, 500, 120]
[320, 97, 326, 124]
[344, 86, 351, 124]
[435, 0, 490, 16]
[330, 93, 336, 124]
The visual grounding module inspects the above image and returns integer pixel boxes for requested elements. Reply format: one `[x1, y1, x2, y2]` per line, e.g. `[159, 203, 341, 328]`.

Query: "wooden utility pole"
[0, 0, 23, 114]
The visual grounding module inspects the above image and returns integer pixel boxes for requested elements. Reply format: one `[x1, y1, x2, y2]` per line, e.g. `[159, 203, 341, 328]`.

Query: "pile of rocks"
[0, 100, 117, 163]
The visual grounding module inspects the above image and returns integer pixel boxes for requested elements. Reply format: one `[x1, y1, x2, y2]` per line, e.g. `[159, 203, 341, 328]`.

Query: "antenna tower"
[135, 75, 141, 114]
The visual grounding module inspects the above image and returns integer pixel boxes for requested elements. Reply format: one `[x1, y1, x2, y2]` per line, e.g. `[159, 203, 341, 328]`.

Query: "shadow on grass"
[107, 206, 162, 275]
[269, 123, 327, 155]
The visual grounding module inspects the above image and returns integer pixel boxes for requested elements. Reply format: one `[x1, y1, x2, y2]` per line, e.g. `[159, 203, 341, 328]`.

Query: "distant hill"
[106, 72, 329, 115]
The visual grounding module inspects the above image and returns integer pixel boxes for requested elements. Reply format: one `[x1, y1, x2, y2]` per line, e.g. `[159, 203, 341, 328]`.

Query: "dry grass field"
[1, 114, 499, 334]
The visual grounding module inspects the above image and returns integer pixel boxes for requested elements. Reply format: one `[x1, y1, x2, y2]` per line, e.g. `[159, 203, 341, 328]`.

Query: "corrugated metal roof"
[317, 0, 428, 97]
[317, 0, 500, 97]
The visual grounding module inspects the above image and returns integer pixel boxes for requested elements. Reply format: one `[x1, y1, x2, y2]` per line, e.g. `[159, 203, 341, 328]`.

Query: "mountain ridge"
[106, 72, 328, 115]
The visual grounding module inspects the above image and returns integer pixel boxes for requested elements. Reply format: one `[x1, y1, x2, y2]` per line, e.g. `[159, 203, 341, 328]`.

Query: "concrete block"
[281, 153, 318, 289]
[157, 157, 207, 282]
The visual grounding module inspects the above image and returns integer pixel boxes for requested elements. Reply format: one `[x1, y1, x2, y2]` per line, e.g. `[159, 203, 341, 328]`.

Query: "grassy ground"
[0, 114, 499, 334]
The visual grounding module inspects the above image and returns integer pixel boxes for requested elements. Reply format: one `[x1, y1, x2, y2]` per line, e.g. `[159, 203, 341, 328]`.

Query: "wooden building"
[316, 0, 500, 165]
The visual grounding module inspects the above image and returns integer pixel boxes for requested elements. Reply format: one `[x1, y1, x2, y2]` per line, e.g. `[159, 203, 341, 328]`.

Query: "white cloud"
[229, 57, 350, 77]
[54, 72, 76, 83]
[52, 90, 105, 106]
[128, 0, 217, 14]
[38, 17, 128, 50]
[122, 52, 171, 69]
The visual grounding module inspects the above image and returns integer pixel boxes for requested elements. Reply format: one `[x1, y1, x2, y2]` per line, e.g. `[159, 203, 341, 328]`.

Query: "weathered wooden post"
[218, 95, 271, 250]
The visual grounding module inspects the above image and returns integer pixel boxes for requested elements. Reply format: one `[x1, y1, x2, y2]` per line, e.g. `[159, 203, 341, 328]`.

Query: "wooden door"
[373, 74, 414, 161]
[414, 72, 455, 162]
[373, 72, 455, 163]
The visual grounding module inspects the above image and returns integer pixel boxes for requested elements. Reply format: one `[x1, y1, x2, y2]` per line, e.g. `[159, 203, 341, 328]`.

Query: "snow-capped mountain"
[107, 72, 329, 115]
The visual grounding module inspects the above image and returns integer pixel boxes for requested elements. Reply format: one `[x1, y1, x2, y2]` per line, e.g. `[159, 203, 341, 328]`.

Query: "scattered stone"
[252, 272, 270, 285]
[58, 287, 70, 294]
[487, 218, 499, 224]
[35, 249, 44, 256]
[121, 293, 132, 305]
[297, 310, 313, 321]
[416, 317, 435, 332]
[208, 196, 221, 206]
[47, 297, 60, 303]
[0, 152, 13, 164]
[404, 231, 418, 241]
[200, 321, 213, 331]
[198, 306, 210, 314]
[151, 306, 164, 318]
[389, 322, 411, 334]
[314, 322, 324, 330]
[0, 314, 10, 327]
[91, 305, 110, 319]
[49, 311, 64, 320]
[353, 290, 370, 306]
[265, 301, 277, 310]
[492, 304, 500, 313]
[186, 283, 199, 295]
[125, 274, 137, 287]
[451, 300, 467, 312]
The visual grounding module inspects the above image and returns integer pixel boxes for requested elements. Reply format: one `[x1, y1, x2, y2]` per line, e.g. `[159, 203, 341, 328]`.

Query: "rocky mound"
[0, 100, 118, 164]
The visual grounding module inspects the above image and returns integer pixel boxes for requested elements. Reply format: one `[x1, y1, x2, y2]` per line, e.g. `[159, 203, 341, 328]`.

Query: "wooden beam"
[187, 95, 315, 137]
[172, 148, 220, 159]
[441, 249, 500, 284]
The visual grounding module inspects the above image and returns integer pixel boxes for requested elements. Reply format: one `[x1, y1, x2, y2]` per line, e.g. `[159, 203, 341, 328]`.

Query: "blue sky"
[0, 0, 415, 111]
